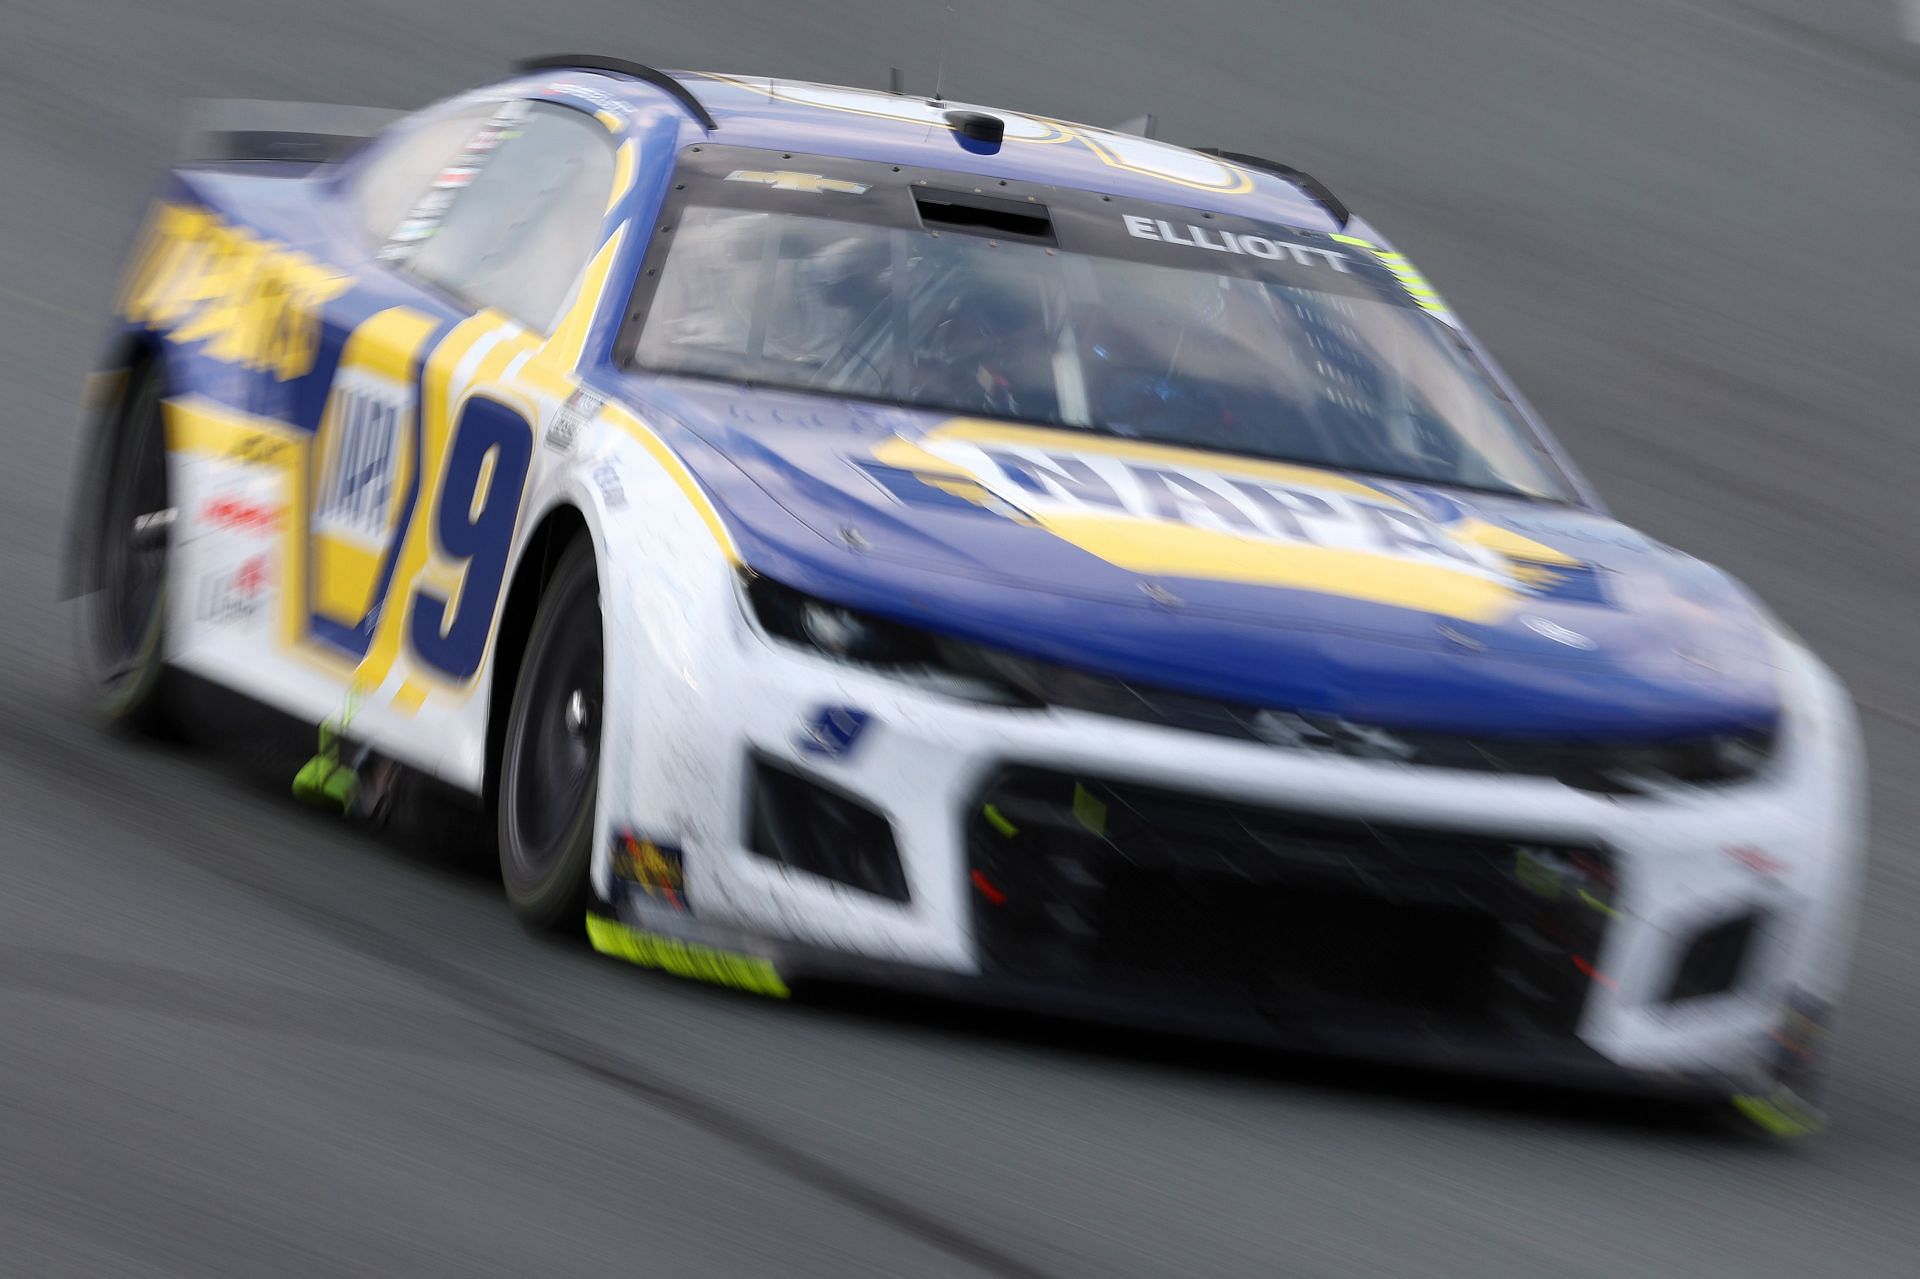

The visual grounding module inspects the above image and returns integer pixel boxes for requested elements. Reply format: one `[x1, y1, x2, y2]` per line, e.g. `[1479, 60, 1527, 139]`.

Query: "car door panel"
[143, 95, 629, 789]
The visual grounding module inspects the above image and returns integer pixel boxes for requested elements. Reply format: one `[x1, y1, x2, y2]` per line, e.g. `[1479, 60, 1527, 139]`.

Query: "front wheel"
[84, 361, 178, 733]
[498, 539, 603, 931]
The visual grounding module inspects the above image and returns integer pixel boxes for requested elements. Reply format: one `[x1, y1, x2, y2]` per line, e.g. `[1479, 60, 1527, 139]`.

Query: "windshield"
[630, 164, 1570, 500]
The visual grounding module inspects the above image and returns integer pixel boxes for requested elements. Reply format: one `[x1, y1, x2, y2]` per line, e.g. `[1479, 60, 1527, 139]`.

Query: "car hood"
[614, 376, 1781, 739]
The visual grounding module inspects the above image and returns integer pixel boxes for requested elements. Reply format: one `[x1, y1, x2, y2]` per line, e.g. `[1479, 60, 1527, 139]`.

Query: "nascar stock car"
[66, 55, 1864, 1129]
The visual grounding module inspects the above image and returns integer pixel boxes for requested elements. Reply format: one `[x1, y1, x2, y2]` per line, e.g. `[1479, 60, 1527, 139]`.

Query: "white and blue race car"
[69, 56, 1865, 1130]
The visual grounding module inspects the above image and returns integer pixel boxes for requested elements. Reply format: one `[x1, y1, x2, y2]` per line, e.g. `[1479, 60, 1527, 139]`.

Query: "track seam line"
[0, 688, 1062, 1279]
[150, 835, 1063, 1279]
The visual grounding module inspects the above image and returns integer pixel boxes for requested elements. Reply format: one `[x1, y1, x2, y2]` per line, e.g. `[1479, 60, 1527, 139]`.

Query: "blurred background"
[3, 0, 1919, 1274]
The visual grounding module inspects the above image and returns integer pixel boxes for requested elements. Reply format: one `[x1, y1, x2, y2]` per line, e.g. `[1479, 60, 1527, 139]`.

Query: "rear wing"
[178, 98, 401, 166]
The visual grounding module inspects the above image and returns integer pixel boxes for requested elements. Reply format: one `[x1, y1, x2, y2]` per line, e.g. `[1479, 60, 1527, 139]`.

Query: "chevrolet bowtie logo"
[723, 169, 872, 195]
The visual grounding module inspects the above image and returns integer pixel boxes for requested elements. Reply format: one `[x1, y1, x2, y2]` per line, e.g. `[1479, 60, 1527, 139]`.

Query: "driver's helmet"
[919, 271, 1056, 418]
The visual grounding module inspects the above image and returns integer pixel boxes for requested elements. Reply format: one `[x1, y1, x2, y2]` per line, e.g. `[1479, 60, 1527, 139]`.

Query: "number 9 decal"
[408, 395, 533, 681]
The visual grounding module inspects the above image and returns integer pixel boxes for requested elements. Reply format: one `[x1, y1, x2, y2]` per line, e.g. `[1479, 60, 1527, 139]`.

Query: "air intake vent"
[913, 189, 1055, 245]
[748, 756, 909, 902]
[1664, 911, 1760, 1003]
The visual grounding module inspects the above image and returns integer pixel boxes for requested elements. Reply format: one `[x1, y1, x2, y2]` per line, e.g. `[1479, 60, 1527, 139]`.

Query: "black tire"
[85, 360, 178, 734]
[498, 538, 603, 931]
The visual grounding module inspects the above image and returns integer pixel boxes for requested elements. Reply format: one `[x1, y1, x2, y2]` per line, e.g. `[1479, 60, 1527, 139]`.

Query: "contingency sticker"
[379, 100, 531, 264]
[610, 829, 689, 913]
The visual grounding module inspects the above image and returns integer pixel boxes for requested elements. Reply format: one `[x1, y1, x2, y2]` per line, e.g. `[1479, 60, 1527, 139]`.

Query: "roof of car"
[518, 61, 1351, 234]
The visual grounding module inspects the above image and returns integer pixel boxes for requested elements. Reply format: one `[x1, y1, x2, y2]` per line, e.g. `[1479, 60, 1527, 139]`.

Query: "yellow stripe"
[529, 225, 626, 376]
[163, 393, 303, 457]
[310, 544, 384, 621]
[353, 315, 503, 691]
[1034, 509, 1518, 623]
[606, 139, 638, 214]
[601, 402, 740, 564]
[390, 680, 428, 716]
[470, 325, 540, 384]
[338, 307, 442, 384]
[1068, 128, 1256, 196]
[594, 108, 623, 132]
[1452, 518, 1579, 568]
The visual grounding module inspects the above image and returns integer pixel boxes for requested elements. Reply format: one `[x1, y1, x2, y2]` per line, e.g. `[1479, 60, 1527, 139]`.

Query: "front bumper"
[597, 611, 1864, 1104]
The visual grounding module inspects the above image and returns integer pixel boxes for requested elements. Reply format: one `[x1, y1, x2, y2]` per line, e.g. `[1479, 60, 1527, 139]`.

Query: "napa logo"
[119, 202, 352, 380]
[307, 353, 417, 635]
[314, 382, 404, 545]
[872, 421, 1581, 623]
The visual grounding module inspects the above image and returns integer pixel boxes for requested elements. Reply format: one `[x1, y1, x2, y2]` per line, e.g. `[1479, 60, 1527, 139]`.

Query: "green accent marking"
[291, 711, 358, 814]
[1513, 850, 1561, 901]
[292, 755, 358, 812]
[1072, 783, 1107, 838]
[1732, 1092, 1825, 1138]
[1578, 889, 1622, 920]
[586, 914, 789, 998]
[983, 804, 1019, 838]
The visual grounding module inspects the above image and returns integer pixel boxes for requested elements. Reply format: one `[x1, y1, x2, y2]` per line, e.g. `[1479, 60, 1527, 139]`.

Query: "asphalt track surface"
[5, 2, 1920, 1275]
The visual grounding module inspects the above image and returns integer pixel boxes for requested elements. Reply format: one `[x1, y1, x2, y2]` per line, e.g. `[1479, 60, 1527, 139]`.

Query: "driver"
[914, 269, 1058, 421]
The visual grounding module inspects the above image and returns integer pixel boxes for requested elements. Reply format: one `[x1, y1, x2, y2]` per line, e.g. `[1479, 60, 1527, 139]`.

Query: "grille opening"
[1664, 911, 1759, 1003]
[748, 756, 909, 903]
[969, 768, 1614, 1039]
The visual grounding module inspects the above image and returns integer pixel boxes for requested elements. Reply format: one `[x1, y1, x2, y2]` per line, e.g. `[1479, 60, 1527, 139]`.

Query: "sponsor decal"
[797, 706, 872, 759]
[433, 163, 480, 190]
[225, 430, 294, 467]
[873, 422, 1585, 622]
[195, 553, 273, 624]
[313, 385, 403, 544]
[1121, 214, 1350, 270]
[119, 203, 351, 380]
[545, 387, 602, 454]
[724, 169, 872, 195]
[611, 830, 688, 912]
[200, 494, 282, 536]
[585, 914, 789, 997]
[590, 460, 627, 509]
[380, 100, 530, 263]
[543, 79, 629, 123]
[870, 421, 1591, 623]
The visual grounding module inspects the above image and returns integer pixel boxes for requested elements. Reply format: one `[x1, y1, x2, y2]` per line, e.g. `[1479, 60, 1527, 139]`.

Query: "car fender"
[537, 403, 749, 904]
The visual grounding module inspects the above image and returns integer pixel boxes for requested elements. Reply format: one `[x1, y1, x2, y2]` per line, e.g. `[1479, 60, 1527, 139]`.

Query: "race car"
[67, 55, 1864, 1130]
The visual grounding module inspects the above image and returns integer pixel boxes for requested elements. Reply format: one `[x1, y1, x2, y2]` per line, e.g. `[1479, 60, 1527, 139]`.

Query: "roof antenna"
[931, 3, 953, 102]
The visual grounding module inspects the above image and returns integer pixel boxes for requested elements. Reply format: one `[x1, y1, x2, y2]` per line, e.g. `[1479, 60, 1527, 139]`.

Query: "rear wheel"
[85, 362, 177, 733]
[498, 539, 603, 930]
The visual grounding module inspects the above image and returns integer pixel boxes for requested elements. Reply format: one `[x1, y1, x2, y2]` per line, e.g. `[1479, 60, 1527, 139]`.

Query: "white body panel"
[158, 373, 1868, 1090]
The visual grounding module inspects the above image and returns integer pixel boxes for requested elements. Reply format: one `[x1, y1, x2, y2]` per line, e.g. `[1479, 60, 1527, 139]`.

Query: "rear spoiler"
[178, 98, 401, 166]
